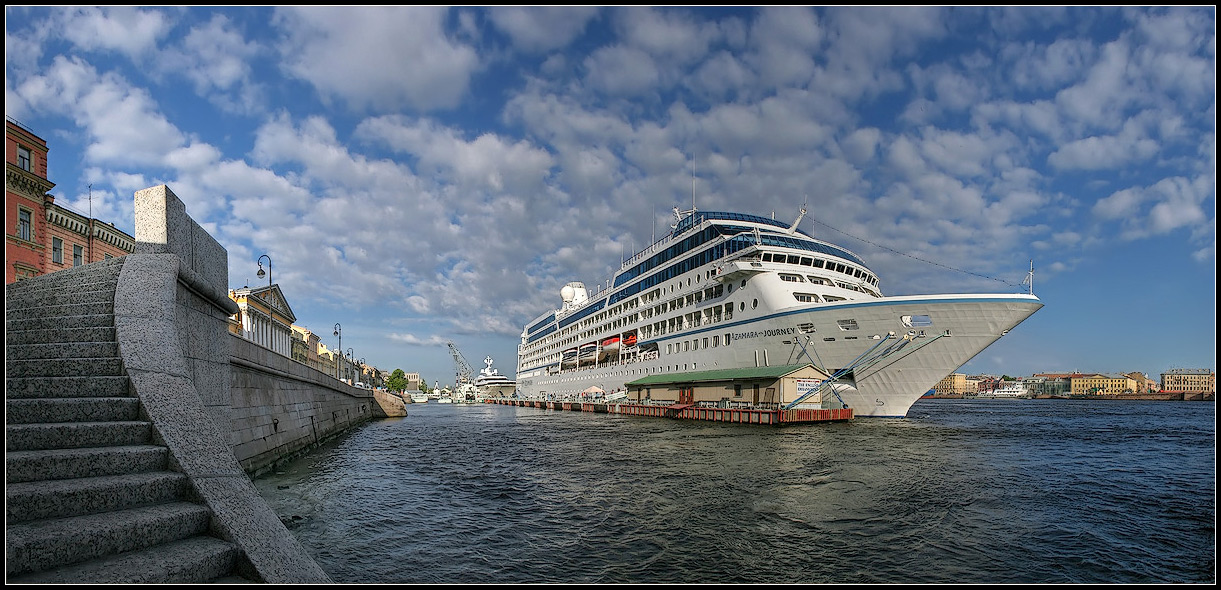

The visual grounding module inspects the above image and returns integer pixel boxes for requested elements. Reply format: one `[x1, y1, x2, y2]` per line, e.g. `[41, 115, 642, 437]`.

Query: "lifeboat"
[622, 332, 638, 348]
[598, 336, 620, 362]
[578, 343, 597, 365]
[561, 349, 578, 369]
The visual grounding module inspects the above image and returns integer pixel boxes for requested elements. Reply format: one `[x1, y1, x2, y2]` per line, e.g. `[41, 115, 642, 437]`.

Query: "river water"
[252, 399, 1215, 584]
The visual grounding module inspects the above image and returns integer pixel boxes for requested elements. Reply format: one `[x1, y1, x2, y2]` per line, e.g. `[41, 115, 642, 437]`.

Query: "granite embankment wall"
[230, 334, 404, 477]
[124, 184, 404, 479]
[116, 184, 401, 581]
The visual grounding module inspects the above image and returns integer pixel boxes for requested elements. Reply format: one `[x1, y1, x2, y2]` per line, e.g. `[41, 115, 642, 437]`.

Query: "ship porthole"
[752, 299, 758, 309]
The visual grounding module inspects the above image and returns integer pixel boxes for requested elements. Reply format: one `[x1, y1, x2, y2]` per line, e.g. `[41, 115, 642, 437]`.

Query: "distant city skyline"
[5, 7, 1214, 384]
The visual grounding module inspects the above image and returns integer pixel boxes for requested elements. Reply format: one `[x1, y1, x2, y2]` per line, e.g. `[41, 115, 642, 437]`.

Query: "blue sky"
[5, 7, 1215, 386]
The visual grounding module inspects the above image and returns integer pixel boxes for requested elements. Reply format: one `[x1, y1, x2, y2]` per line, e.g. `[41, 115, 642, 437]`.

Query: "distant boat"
[475, 356, 516, 398]
[978, 382, 1029, 398]
[409, 391, 429, 404]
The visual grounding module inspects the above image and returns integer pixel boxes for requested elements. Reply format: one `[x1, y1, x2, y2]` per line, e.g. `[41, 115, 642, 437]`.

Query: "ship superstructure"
[516, 207, 1041, 417]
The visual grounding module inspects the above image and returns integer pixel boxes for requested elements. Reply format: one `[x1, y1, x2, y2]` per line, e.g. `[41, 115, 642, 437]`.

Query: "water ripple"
[254, 400, 1215, 584]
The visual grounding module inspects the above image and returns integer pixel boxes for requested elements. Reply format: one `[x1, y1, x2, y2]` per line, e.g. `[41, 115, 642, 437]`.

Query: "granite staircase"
[4, 259, 249, 583]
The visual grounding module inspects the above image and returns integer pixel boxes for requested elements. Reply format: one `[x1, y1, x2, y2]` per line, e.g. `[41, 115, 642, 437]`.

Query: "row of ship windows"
[527, 288, 859, 367]
[529, 274, 729, 363]
[761, 252, 878, 286]
[779, 273, 879, 297]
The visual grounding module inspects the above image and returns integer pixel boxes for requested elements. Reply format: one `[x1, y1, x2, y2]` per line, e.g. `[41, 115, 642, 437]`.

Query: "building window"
[18, 209, 32, 241]
[18, 146, 31, 171]
[73, 245, 83, 266]
[52, 238, 63, 263]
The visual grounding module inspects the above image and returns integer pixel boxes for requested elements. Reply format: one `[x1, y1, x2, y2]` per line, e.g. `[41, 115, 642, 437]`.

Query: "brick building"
[6, 117, 53, 282]
[6, 117, 134, 284]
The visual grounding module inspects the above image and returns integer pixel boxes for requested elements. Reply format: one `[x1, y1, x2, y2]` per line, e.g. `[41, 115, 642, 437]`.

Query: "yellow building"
[933, 373, 967, 396]
[1070, 374, 1137, 396]
[1160, 369, 1215, 394]
[1123, 372, 1160, 394]
[229, 284, 297, 358]
[291, 325, 337, 376]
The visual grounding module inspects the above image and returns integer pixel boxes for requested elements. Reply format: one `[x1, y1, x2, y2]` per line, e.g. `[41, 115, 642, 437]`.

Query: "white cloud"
[489, 6, 599, 53]
[583, 45, 660, 96]
[274, 6, 479, 112]
[57, 6, 171, 61]
[388, 333, 450, 347]
[354, 115, 555, 194]
[157, 13, 264, 114]
[1048, 134, 1159, 171]
[12, 56, 186, 169]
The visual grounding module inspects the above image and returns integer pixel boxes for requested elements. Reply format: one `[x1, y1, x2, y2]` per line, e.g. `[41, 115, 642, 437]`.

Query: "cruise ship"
[515, 207, 1042, 418]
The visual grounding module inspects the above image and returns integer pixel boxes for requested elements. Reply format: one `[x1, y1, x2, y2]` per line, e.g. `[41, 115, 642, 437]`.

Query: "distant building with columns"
[228, 284, 297, 358]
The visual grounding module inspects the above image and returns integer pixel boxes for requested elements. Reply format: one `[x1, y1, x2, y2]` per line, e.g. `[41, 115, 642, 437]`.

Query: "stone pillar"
[133, 185, 236, 438]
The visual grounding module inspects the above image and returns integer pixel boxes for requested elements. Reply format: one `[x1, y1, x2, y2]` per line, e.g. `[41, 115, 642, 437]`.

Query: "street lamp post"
[256, 255, 272, 287]
[348, 348, 355, 385]
[333, 323, 342, 380]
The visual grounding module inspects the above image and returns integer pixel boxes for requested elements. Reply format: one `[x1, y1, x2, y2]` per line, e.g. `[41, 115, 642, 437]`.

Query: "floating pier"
[486, 399, 852, 425]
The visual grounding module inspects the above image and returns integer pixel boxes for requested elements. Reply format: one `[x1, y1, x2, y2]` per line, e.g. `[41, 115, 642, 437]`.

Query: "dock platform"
[486, 399, 852, 425]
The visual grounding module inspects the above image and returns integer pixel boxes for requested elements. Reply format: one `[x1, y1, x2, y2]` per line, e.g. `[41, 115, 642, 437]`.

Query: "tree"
[386, 369, 409, 393]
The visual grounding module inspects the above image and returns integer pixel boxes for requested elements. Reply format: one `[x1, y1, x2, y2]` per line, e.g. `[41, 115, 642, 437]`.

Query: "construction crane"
[447, 341, 474, 385]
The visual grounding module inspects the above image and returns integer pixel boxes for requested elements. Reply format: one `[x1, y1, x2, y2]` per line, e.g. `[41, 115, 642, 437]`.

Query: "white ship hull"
[517, 294, 1040, 417]
[515, 208, 1043, 419]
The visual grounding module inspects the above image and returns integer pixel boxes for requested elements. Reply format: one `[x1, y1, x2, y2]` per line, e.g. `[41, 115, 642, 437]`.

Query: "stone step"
[2, 286, 115, 309]
[4, 341, 120, 360]
[5, 397, 140, 424]
[4, 271, 122, 297]
[3, 282, 122, 307]
[3, 258, 125, 287]
[8, 534, 238, 584]
[5, 313, 115, 332]
[5, 300, 115, 321]
[6, 357, 126, 378]
[4, 375, 132, 400]
[5, 502, 216, 578]
[6, 444, 169, 483]
[3, 326, 117, 346]
[5, 471, 191, 524]
[5, 421, 151, 452]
